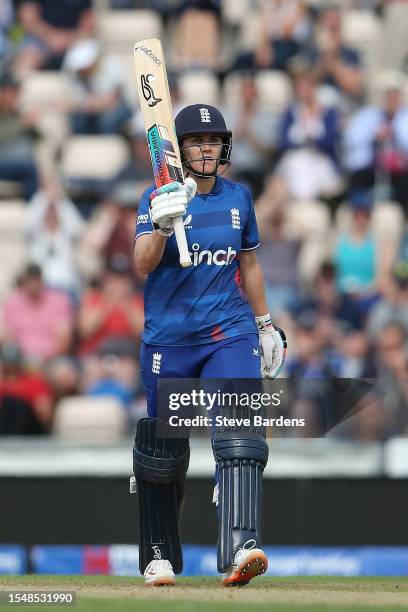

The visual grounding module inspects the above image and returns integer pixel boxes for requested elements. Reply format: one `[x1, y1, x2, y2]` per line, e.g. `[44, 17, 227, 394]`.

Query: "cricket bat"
[134, 38, 192, 268]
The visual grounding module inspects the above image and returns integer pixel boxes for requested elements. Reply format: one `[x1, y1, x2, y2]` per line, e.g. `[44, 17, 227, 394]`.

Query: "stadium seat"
[255, 71, 292, 113]
[239, 11, 260, 51]
[98, 10, 162, 54]
[18, 71, 73, 112]
[372, 201, 405, 242]
[335, 199, 404, 241]
[287, 199, 332, 284]
[223, 72, 244, 108]
[222, 0, 252, 27]
[53, 396, 127, 442]
[0, 181, 22, 199]
[178, 71, 220, 106]
[342, 10, 383, 78]
[61, 136, 129, 182]
[0, 200, 27, 299]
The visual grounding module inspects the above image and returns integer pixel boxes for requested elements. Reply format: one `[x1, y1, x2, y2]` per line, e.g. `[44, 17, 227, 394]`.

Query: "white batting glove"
[149, 177, 197, 237]
[255, 314, 287, 379]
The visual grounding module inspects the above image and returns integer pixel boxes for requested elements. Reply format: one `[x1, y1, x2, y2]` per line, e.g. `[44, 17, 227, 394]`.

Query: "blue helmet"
[175, 104, 232, 177]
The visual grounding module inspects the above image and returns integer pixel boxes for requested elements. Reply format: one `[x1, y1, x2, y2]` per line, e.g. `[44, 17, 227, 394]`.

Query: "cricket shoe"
[144, 559, 176, 586]
[223, 547, 268, 587]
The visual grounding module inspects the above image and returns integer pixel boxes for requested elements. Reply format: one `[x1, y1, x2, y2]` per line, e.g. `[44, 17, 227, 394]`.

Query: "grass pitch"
[0, 576, 408, 611]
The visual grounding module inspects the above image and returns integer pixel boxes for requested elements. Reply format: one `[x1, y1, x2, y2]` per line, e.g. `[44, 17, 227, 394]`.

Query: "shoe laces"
[145, 559, 173, 574]
[233, 540, 257, 567]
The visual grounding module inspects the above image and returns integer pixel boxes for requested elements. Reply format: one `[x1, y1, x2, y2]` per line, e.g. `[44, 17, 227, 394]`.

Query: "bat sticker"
[147, 124, 183, 186]
[141, 74, 162, 107]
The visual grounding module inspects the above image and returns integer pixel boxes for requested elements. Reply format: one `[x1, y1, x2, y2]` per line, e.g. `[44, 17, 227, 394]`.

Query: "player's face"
[182, 133, 223, 175]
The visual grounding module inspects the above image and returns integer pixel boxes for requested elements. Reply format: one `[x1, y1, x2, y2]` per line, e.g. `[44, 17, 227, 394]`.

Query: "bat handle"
[173, 215, 192, 268]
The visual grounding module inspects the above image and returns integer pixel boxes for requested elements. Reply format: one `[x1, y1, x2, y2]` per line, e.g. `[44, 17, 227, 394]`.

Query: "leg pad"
[213, 431, 268, 572]
[133, 418, 190, 574]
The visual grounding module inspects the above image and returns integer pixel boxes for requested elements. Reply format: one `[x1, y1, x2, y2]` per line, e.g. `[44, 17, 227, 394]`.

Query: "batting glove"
[150, 177, 197, 237]
[255, 314, 287, 379]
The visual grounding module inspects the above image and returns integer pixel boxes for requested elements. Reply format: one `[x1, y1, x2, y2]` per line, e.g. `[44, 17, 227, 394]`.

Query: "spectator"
[359, 322, 408, 438]
[113, 114, 154, 200]
[223, 75, 279, 198]
[334, 189, 379, 310]
[83, 190, 142, 289]
[85, 338, 140, 412]
[275, 58, 342, 200]
[1, 263, 73, 363]
[256, 0, 311, 70]
[297, 261, 368, 377]
[25, 184, 85, 299]
[367, 259, 408, 340]
[15, 0, 94, 77]
[309, 5, 363, 107]
[62, 39, 132, 135]
[0, 343, 53, 435]
[343, 71, 408, 212]
[46, 356, 80, 403]
[231, 0, 311, 72]
[77, 260, 144, 356]
[0, 73, 38, 199]
[288, 310, 340, 436]
[256, 205, 301, 314]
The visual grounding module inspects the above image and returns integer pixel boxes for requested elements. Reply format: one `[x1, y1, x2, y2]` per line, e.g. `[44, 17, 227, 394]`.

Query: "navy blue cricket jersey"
[135, 176, 260, 346]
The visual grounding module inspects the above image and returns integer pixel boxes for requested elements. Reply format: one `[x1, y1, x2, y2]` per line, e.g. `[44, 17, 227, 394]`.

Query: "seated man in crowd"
[276, 58, 342, 200]
[231, 0, 311, 72]
[15, 0, 94, 76]
[1, 263, 73, 364]
[0, 343, 53, 435]
[308, 4, 363, 110]
[0, 73, 38, 199]
[223, 76, 279, 199]
[77, 259, 144, 357]
[62, 39, 132, 135]
[343, 71, 408, 212]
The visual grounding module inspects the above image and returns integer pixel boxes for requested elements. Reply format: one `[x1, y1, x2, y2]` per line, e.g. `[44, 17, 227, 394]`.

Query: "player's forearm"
[240, 259, 269, 317]
[134, 232, 168, 274]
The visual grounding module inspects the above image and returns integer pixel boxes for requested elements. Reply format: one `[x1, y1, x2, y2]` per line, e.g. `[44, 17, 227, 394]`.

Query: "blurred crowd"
[0, 0, 407, 440]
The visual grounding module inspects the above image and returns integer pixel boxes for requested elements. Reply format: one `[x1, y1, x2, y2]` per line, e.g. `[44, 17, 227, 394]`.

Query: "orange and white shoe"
[222, 547, 268, 587]
[144, 559, 176, 586]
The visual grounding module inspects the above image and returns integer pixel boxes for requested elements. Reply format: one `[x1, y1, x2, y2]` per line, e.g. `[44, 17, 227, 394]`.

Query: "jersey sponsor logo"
[190, 243, 236, 266]
[231, 208, 240, 229]
[140, 74, 162, 107]
[184, 214, 193, 229]
[199, 107, 211, 123]
[152, 352, 162, 374]
[137, 213, 150, 225]
[135, 44, 162, 66]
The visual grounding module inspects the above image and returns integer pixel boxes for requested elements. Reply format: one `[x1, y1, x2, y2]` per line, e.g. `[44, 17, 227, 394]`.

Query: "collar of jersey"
[196, 175, 223, 197]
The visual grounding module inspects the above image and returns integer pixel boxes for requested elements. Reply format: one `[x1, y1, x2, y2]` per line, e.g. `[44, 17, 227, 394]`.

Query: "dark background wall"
[1, 477, 407, 546]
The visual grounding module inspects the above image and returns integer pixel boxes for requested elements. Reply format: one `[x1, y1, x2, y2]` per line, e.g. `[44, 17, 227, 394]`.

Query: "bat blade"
[134, 38, 191, 267]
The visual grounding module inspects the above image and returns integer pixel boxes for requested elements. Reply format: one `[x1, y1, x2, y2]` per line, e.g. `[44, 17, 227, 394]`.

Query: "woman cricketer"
[133, 104, 286, 586]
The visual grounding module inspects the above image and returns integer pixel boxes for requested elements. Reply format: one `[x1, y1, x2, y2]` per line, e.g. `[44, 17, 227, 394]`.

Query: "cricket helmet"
[175, 104, 232, 177]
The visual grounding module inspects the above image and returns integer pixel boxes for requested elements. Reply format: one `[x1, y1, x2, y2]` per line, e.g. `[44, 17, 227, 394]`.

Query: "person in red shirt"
[77, 259, 144, 355]
[0, 344, 53, 434]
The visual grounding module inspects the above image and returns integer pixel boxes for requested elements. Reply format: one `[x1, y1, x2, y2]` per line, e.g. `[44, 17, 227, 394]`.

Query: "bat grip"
[173, 216, 192, 267]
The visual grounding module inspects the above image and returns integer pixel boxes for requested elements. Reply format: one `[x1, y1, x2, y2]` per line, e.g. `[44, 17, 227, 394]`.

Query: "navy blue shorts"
[140, 333, 261, 418]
